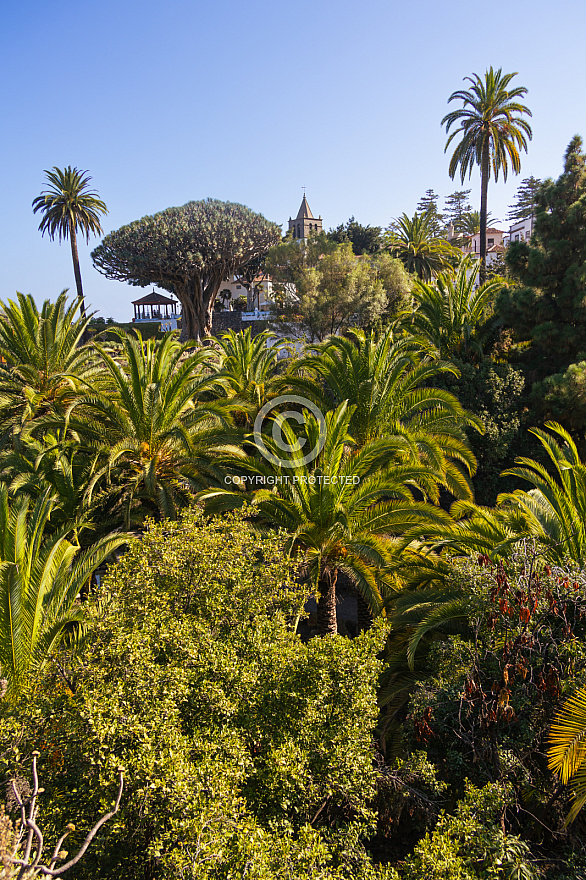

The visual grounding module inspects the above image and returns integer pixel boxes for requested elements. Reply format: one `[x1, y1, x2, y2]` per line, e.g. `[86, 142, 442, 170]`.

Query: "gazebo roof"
[131, 291, 176, 306]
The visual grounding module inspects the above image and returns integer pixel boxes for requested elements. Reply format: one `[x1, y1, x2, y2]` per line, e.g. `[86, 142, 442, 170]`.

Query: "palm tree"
[402, 499, 525, 564]
[213, 328, 287, 426]
[442, 67, 532, 281]
[288, 327, 481, 499]
[405, 422, 586, 568]
[0, 486, 126, 696]
[0, 291, 96, 440]
[386, 212, 457, 281]
[410, 256, 504, 360]
[450, 209, 498, 248]
[0, 433, 111, 546]
[549, 687, 586, 823]
[199, 402, 452, 635]
[457, 209, 495, 238]
[497, 422, 586, 565]
[32, 167, 108, 317]
[68, 329, 241, 526]
[377, 560, 478, 744]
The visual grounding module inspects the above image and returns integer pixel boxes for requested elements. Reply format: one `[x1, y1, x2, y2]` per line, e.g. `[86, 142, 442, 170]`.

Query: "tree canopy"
[444, 189, 472, 230]
[326, 216, 383, 254]
[91, 198, 281, 341]
[266, 238, 410, 340]
[500, 136, 586, 382]
[385, 212, 457, 281]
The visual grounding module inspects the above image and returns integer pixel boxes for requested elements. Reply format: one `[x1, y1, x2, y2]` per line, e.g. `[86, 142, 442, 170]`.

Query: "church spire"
[288, 192, 323, 239]
[296, 195, 314, 220]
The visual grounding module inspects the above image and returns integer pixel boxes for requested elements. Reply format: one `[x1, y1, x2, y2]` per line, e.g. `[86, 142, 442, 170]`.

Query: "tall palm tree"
[288, 327, 482, 499]
[386, 212, 456, 281]
[0, 291, 96, 440]
[0, 486, 126, 696]
[410, 256, 503, 360]
[442, 67, 532, 281]
[199, 402, 452, 635]
[67, 329, 241, 526]
[32, 167, 108, 317]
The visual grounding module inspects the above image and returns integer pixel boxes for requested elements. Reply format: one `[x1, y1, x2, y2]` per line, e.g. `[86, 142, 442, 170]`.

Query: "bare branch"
[4, 756, 124, 879]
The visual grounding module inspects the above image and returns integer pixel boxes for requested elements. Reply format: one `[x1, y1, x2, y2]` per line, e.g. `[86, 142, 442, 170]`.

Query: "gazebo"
[132, 290, 179, 322]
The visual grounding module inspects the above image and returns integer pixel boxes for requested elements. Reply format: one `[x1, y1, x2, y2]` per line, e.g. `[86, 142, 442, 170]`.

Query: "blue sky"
[1, 0, 585, 320]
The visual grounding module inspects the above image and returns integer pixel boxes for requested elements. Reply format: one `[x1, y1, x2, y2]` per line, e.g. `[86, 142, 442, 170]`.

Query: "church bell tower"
[288, 194, 323, 239]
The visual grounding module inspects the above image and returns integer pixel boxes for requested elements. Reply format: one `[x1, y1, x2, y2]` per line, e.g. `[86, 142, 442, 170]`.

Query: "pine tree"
[500, 137, 586, 382]
[444, 189, 472, 230]
[507, 176, 542, 222]
[416, 189, 444, 235]
[326, 216, 382, 254]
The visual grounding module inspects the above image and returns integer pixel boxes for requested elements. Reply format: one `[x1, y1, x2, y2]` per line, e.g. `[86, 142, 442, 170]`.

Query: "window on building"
[515, 234, 520, 241]
[488, 238, 494, 246]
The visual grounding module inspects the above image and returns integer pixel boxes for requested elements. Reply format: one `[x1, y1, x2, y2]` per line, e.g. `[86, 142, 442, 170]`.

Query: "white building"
[458, 227, 507, 268]
[216, 274, 275, 313]
[505, 215, 535, 246]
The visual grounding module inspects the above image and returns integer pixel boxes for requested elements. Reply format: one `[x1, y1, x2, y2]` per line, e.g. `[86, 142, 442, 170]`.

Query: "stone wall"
[211, 312, 269, 338]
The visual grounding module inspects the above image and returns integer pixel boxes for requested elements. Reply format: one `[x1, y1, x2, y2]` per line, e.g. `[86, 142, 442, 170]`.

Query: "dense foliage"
[500, 137, 586, 385]
[266, 237, 411, 339]
[326, 217, 383, 254]
[382, 553, 586, 878]
[385, 212, 457, 281]
[0, 510, 392, 880]
[6, 80, 586, 877]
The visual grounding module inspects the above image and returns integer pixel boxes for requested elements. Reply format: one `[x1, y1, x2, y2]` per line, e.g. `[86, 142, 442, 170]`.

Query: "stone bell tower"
[288, 195, 323, 239]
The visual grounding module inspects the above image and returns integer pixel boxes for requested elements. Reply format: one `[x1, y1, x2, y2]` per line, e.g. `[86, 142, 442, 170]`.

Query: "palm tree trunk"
[69, 225, 87, 319]
[356, 592, 372, 633]
[317, 567, 338, 635]
[479, 136, 490, 284]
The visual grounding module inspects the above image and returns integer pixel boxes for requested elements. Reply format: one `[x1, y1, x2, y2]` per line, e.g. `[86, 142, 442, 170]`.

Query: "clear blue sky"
[1, 0, 584, 320]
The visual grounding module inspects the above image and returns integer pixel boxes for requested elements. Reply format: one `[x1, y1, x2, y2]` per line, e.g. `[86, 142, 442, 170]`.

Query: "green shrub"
[0, 507, 389, 880]
[401, 782, 539, 880]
